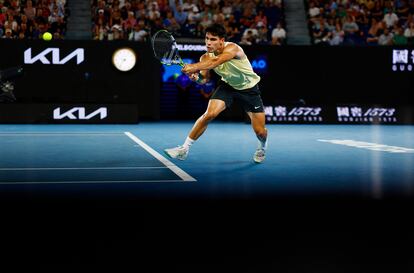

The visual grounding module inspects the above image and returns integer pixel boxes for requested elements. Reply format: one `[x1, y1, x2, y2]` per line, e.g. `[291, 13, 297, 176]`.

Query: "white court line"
[0, 180, 185, 185]
[125, 132, 196, 182]
[0, 167, 168, 171]
[318, 139, 414, 153]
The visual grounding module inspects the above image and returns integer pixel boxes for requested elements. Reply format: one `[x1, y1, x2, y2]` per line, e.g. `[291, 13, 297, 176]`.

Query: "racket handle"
[195, 73, 204, 84]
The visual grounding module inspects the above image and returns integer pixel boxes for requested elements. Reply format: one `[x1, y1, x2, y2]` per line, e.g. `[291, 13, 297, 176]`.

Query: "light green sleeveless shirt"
[208, 43, 260, 90]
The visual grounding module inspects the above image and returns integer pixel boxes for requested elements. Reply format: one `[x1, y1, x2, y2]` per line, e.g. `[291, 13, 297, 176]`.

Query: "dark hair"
[205, 23, 227, 39]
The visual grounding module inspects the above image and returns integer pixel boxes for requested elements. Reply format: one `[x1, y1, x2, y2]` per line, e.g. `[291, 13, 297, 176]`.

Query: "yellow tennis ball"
[43, 32, 52, 41]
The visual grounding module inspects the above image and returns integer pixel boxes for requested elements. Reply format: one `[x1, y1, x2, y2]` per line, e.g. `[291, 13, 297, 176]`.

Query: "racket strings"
[152, 31, 181, 65]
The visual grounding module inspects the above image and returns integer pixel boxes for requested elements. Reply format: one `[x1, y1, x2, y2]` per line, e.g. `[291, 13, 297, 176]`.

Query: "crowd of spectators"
[92, 0, 286, 45]
[0, 0, 68, 39]
[308, 0, 414, 45]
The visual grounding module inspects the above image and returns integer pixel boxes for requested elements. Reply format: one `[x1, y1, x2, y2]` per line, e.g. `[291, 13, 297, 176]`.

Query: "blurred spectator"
[254, 9, 268, 28]
[371, 1, 384, 21]
[185, 1, 200, 21]
[329, 22, 345, 45]
[111, 24, 124, 40]
[4, 14, 18, 33]
[199, 13, 212, 30]
[166, 17, 181, 35]
[148, 2, 161, 20]
[163, 11, 175, 29]
[366, 19, 381, 45]
[313, 23, 330, 45]
[308, 1, 320, 22]
[224, 19, 241, 42]
[221, 0, 232, 19]
[396, 0, 410, 25]
[150, 17, 165, 33]
[383, 9, 399, 29]
[129, 19, 148, 41]
[111, 5, 122, 27]
[378, 27, 393, 45]
[123, 11, 136, 30]
[24, 0, 36, 21]
[239, 7, 255, 31]
[256, 22, 269, 44]
[240, 28, 258, 45]
[404, 21, 414, 44]
[271, 22, 286, 45]
[2, 27, 13, 38]
[264, 0, 283, 30]
[342, 15, 360, 45]
[305, 0, 414, 46]
[170, 2, 187, 26]
[1, 0, 68, 39]
[50, 11, 66, 37]
[0, 7, 6, 26]
[91, 0, 285, 44]
[392, 26, 407, 45]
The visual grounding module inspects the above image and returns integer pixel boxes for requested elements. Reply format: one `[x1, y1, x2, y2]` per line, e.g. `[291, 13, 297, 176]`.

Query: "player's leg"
[164, 99, 226, 160]
[188, 99, 226, 140]
[189, 83, 233, 141]
[237, 84, 267, 163]
[164, 83, 232, 160]
[247, 111, 268, 163]
[247, 111, 268, 147]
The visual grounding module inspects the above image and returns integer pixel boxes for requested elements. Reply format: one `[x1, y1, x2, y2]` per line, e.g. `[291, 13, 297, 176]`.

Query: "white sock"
[258, 138, 267, 150]
[182, 137, 195, 150]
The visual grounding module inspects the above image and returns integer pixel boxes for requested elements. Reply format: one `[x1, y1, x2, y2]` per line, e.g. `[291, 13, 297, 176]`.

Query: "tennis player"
[164, 23, 268, 163]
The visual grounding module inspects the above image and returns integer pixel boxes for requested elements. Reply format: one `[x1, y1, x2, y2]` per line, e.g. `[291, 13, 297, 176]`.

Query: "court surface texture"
[0, 122, 413, 199]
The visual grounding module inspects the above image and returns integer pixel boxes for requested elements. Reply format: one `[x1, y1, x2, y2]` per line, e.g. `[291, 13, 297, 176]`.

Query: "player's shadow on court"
[197, 161, 259, 174]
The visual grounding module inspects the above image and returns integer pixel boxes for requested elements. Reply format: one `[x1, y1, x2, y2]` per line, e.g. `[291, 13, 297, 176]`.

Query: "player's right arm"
[188, 53, 209, 84]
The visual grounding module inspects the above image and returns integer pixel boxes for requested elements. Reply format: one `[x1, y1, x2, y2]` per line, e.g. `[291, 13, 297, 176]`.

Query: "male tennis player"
[164, 23, 268, 163]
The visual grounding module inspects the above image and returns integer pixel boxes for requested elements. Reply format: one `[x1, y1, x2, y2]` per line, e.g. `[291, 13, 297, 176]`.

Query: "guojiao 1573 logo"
[264, 106, 323, 123]
[392, 49, 414, 72]
[337, 106, 397, 123]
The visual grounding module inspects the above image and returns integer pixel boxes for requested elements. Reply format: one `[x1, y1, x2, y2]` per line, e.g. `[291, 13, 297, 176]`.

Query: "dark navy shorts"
[210, 81, 264, 113]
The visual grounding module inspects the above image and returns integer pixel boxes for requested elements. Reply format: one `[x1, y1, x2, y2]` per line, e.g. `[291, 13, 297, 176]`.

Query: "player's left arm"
[182, 44, 240, 74]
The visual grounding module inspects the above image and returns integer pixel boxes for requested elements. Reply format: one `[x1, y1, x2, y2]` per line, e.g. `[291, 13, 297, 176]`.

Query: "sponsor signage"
[0, 104, 138, 123]
[53, 107, 107, 120]
[264, 105, 324, 123]
[336, 106, 398, 123]
[24, 48, 85, 65]
[392, 49, 414, 72]
[176, 44, 206, 51]
[263, 105, 405, 124]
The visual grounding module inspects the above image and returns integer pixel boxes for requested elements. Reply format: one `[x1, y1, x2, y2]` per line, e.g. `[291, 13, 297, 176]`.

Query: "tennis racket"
[151, 30, 185, 67]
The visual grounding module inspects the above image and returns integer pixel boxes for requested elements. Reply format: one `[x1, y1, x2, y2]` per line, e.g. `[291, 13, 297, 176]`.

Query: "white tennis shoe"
[164, 145, 189, 160]
[253, 148, 266, 163]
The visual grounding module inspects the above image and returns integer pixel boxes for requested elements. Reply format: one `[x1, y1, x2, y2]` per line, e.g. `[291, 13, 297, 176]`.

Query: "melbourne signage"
[24, 48, 85, 65]
[53, 107, 107, 120]
[264, 105, 324, 123]
[176, 44, 206, 51]
[336, 106, 397, 123]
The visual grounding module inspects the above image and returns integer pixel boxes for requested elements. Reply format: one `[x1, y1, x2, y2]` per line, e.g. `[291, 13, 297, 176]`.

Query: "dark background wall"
[207, 45, 412, 106]
[0, 40, 159, 122]
[1, 40, 413, 123]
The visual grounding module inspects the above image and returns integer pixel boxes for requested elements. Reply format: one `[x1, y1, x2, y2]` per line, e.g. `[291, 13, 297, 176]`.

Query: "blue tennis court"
[0, 130, 194, 183]
[1, 122, 413, 199]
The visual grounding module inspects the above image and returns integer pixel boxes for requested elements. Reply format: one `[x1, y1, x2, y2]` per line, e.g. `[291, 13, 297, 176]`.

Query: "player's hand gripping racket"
[151, 30, 185, 67]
